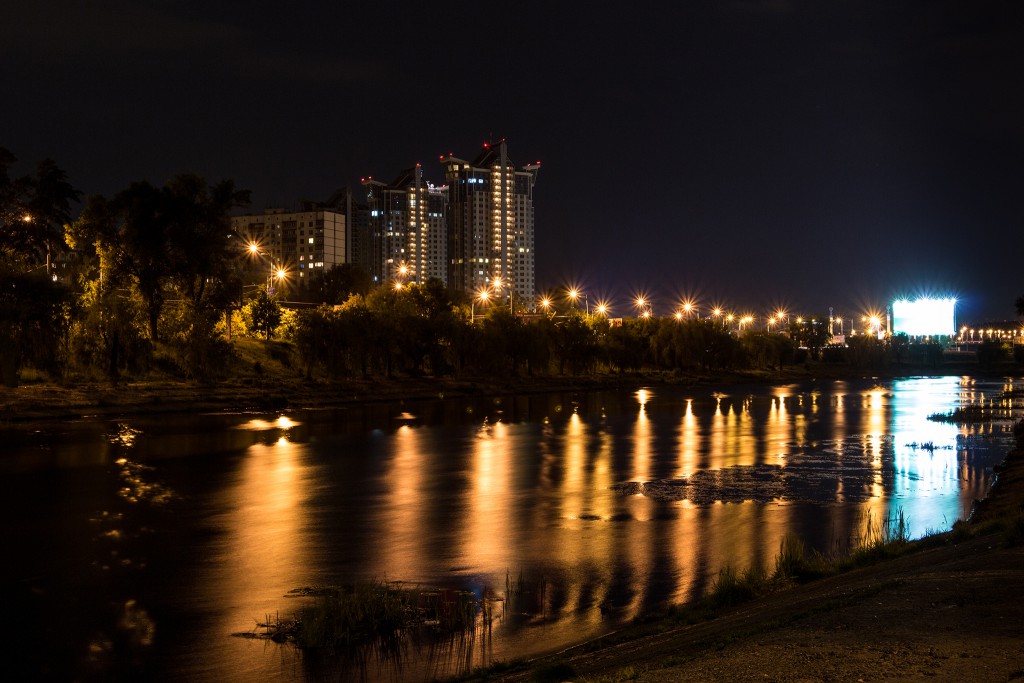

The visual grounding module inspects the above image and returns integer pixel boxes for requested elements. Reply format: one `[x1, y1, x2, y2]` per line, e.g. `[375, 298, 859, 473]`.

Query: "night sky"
[4, 1, 1022, 323]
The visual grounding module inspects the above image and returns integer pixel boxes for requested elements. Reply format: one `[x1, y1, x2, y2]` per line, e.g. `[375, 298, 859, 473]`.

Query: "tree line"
[2, 149, 1021, 387]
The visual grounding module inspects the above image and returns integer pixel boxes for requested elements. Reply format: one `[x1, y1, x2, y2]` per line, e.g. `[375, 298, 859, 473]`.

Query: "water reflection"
[1, 378, 1020, 682]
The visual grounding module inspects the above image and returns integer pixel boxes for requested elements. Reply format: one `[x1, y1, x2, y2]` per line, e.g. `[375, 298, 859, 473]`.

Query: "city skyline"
[3, 1, 1022, 322]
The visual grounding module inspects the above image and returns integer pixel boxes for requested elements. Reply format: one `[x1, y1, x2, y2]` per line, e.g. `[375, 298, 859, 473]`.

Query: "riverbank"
[485, 442, 1024, 683]
[1, 361, 1013, 424]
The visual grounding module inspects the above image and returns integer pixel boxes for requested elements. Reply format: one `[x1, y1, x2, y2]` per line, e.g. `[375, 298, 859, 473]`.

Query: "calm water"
[2, 376, 1021, 681]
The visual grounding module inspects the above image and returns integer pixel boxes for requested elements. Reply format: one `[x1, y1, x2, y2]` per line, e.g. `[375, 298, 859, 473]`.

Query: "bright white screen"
[891, 298, 955, 336]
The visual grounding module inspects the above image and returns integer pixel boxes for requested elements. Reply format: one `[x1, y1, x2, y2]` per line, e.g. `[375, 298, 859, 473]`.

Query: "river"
[2, 376, 1020, 681]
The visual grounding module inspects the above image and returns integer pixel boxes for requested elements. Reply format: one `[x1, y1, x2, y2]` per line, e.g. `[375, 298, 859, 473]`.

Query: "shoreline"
[3, 363, 1017, 424]
[4, 367, 1021, 680]
[486, 440, 1024, 682]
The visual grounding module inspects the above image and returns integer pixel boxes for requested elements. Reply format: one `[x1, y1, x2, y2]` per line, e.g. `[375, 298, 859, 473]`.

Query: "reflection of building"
[231, 208, 345, 280]
[362, 165, 447, 285]
[442, 140, 540, 299]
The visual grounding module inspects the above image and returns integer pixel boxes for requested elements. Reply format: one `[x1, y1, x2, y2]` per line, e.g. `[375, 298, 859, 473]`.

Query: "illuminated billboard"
[891, 297, 956, 336]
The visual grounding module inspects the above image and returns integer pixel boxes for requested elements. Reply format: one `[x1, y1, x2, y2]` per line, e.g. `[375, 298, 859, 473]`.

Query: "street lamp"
[596, 302, 608, 316]
[270, 266, 289, 296]
[635, 295, 651, 319]
[471, 289, 490, 324]
[246, 242, 282, 295]
[539, 296, 552, 317]
[492, 276, 513, 314]
[567, 288, 588, 314]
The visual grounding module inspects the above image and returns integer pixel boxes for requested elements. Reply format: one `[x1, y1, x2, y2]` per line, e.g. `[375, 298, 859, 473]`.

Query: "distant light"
[892, 297, 955, 336]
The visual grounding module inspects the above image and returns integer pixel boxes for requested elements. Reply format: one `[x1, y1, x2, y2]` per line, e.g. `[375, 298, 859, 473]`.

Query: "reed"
[262, 580, 490, 651]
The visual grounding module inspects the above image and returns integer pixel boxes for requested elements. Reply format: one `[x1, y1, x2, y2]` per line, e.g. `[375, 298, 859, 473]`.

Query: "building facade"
[361, 165, 447, 285]
[230, 208, 346, 281]
[441, 140, 539, 301]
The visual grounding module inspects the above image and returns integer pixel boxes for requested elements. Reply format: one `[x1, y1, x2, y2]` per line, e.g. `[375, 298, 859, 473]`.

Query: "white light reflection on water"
[4, 379, 1019, 683]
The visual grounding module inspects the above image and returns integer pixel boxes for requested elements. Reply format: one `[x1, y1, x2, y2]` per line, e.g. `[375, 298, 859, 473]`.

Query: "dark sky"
[3, 1, 1022, 323]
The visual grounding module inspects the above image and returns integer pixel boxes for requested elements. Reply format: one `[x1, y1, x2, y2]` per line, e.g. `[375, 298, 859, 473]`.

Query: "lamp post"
[492, 276, 513, 314]
[567, 288, 588, 314]
[539, 297, 552, 317]
[471, 289, 490, 324]
[635, 296, 651, 319]
[247, 242, 278, 295]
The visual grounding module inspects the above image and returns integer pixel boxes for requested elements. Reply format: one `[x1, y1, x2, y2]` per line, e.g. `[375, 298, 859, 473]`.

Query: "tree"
[301, 263, 373, 305]
[0, 148, 81, 270]
[889, 332, 909, 366]
[245, 290, 283, 340]
[73, 175, 248, 342]
[163, 174, 249, 311]
[0, 271, 72, 386]
[787, 316, 832, 359]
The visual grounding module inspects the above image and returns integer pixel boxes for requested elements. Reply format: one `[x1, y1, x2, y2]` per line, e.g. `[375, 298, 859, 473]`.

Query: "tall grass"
[701, 509, 914, 616]
[262, 580, 487, 651]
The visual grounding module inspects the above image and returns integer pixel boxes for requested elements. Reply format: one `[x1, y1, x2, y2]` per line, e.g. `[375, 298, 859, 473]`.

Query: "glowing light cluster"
[891, 297, 956, 336]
